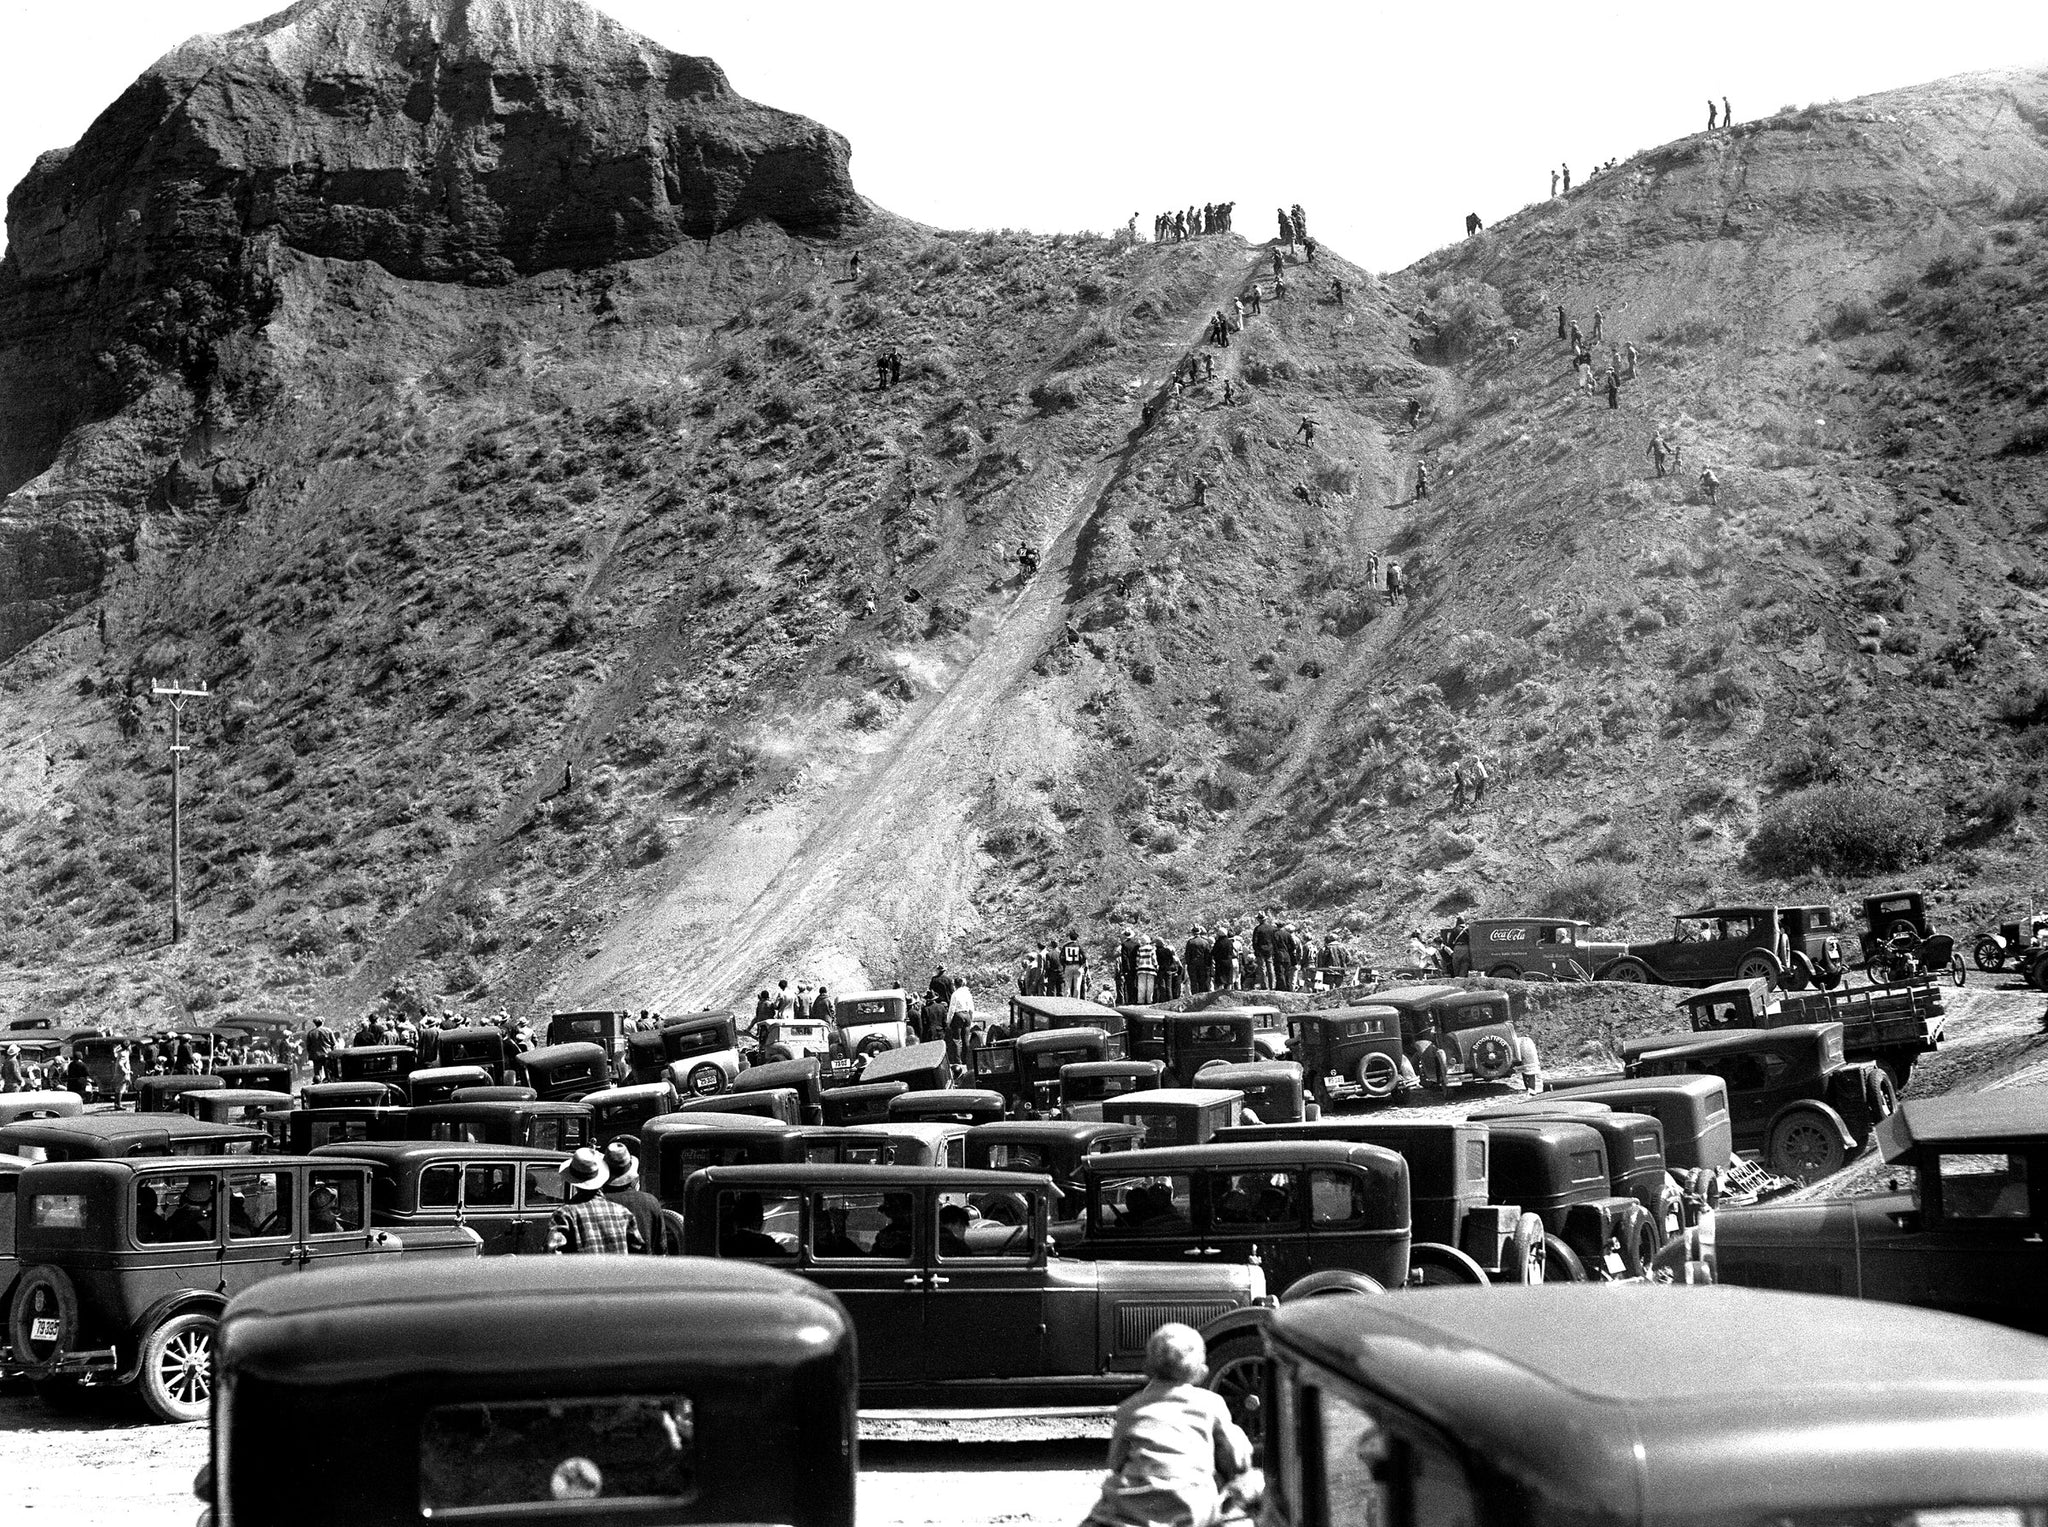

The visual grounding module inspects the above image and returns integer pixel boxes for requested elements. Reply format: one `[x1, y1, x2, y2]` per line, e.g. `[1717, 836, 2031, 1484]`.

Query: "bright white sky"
[2, 0, 2043, 273]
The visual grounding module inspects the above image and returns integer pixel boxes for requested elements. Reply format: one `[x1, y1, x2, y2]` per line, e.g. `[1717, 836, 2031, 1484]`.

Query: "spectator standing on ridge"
[1291, 204, 1307, 240]
[1251, 914, 1277, 991]
[1724, 97, 1732, 127]
[1551, 169, 1559, 197]
[1562, 163, 1571, 192]
[1061, 929, 1088, 999]
[1134, 932, 1159, 1005]
[1707, 99, 1717, 131]
[1184, 925, 1212, 995]
[1211, 923, 1237, 992]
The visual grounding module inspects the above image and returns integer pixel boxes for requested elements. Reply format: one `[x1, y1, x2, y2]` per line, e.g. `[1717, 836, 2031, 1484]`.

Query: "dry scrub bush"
[1535, 865, 1637, 924]
[1745, 785, 1936, 876]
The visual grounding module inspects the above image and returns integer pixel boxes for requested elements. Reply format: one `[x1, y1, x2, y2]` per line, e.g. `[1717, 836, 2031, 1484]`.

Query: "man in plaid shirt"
[550, 1147, 646, 1254]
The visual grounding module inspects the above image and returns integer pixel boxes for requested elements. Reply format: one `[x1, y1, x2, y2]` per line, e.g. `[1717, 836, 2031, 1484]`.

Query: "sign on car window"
[137, 1174, 219, 1244]
[1094, 1174, 1194, 1237]
[809, 1190, 915, 1260]
[227, 1171, 290, 1239]
[308, 1172, 366, 1234]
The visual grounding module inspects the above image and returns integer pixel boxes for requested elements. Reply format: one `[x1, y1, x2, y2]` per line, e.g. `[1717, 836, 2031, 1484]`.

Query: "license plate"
[30, 1317, 60, 1342]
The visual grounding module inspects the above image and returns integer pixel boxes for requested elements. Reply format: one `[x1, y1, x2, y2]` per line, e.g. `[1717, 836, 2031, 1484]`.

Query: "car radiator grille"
[1115, 1302, 1237, 1353]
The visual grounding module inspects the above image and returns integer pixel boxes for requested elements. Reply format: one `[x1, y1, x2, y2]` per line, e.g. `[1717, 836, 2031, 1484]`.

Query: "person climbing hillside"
[1385, 562, 1404, 604]
[1556, 304, 1567, 340]
[1625, 341, 1638, 379]
[1249, 285, 1262, 316]
[1576, 353, 1596, 393]
[1296, 414, 1316, 444]
[1649, 433, 1671, 477]
[1700, 468, 1720, 505]
[1222, 379, 1234, 406]
[1408, 397, 1424, 428]
[1192, 476, 1207, 506]
[1331, 277, 1344, 304]
[849, 250, 861, 281]
[1303, 236, 1317, 263]
[1271, 250, 1284, 281]
[1606, 371, 1620, 410]
[1591, 308, 1603, 342]
[1568, 318, 1583, 350]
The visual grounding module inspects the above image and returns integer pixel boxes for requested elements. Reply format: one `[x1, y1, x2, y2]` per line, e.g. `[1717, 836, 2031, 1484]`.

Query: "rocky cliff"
[0, 0, 859, 653]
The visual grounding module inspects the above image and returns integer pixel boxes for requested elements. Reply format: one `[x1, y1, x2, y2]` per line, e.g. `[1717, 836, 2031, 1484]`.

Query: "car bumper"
[0, 1343, 121, 1381]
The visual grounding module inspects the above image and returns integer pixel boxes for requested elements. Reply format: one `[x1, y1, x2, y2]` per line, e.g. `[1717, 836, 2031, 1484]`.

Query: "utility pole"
[150, 679, 210, 945]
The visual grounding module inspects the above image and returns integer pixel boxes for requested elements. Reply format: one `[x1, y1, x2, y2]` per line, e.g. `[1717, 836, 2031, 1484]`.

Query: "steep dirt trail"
[564, 251, 1270, 1009]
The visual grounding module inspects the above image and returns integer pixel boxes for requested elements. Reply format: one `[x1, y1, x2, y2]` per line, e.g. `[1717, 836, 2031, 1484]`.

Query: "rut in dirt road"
[639, 253, 1270, 1008]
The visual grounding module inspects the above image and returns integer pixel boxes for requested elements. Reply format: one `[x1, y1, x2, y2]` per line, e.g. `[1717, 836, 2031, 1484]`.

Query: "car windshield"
[1316, 1386, 1478, 1527]
[668, 1029, 723, 1058]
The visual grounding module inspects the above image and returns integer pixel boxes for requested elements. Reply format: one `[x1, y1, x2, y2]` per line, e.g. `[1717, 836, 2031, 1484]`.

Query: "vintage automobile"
[643, 1013, 746, 1096]
[333, 1044, 419, 1102]
[203, 1257, 857, 1527]
[1601, 904, 1848, 990]
[274, 1106, 413, 1155]
[730, 1057, 826, 1125]
[835, 988, 914, 1056]
[1972, 911, 2047, 973]
[583, 1081, 678, 1144]
[1409, 990, 1522, 1091]
[1012, 994, 1129, 1055]
[302, 1081, 399, 1110]
[965, 1120, 1144, 1222]
[136, 1074, 226, 1113]
[405, 1101, 594, 1153]
[1, 1149, 32, 1295]
[421, 1025, 514, 1081]
[1626, 1022, 1890, 1182]
[1059, 1059, 1167, 1121]
[1473, 1102, 1683, 1238]
[1857, 888, 1935, 960]
[680, 1163, 1266, 1406]
[1693, 1093, 2047, 1334]
[1239, 1285, 2048, 1526]
[3, 1154, 479, 1419]
[1220, 1120, 1551, 1285]
[216, 1062, 292, 1095]
[1156, 1012, 1257, 1087]
[638, 1114, 812, 1205]
[313, 1141, 574, 1257]
[974, 1027, 1111, 1115]
[1100, 1088, 1246, 1147]
[819, 1082, 907, 1127]
[854, 1039, 954, 1093]
[757, 1013, 835, 1065]
[676, 1089, 803, 1125]
[180, 1089, 297, 1136]
[1677, 974, 1942, 1088]
[69, 1036, 135, 1100]
[1081, 1141, 1410, 1295]
[513, 1041, 612, 1102]
[1191, 1061, 1318, 1124]
[1483, 1118, 1662, 1278]
[0, 1115, 266, 1163]
[1442, 917, 1626, 981]
[887, 1089, 1006, 1127]
[401, 1064, 495, 1107]
[547, 1010, 631, 1078]
[0, 1091, 84, 1129]
[1285, 1007, 1408, 1106]
[1535, 1074, 1733, 1198]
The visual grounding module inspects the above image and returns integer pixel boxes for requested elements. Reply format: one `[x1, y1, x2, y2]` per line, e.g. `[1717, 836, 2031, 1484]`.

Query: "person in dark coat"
[1250, 915, 1277, 990]
[602, 1140, 666, 1254]
[1211, 925, 1237, 991]
[1183, 926, 1211, 995]
[1118, 929, 1143, 1006]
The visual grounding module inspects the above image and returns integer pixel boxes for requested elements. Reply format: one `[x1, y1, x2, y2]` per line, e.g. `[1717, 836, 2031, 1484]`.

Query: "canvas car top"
[1014, 995, 1123, 1020]
[1876, 1094, 2048, 1157]
[1273, 1287, 2048, 1491]
[1361, 985, 1459, 1008]
[1625, 1022, 1842, 1061]
[837, 988, 908, 1007]
[309, 1141, 569, 1168]
[0, 1114, 263, 1148]
[1107, 1088, 1243, 1108]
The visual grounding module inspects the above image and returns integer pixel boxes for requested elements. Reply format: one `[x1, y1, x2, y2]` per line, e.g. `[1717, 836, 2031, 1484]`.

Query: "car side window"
[937, 1189, 1030, 1258]
[808, 1190, 914, 1260]
[1309, 1170, 1370, 1228]
[713, 1189, 800, 1259]
[1094, 1174, 1195, 1237]
[522, 1165, 569, 1209]
[1317, 1386, 1478, 1527]
[989, 1144, 1049, 1172]
[137, 1173, 219, 1245]
[944, 1137, 966, 1168]
[1935, 1153, 2034, 1220]
[227, 1171, 291, 1239]
[307, 1172, 366, 1235]
[464, 1164, 517, 1209]
[419, 1164, 461, 1209]
[1213, 1170, 1303, 1229]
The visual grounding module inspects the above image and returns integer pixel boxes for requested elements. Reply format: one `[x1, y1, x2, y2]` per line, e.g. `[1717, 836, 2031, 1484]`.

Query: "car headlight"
[1247, 1261, 1269, 1303]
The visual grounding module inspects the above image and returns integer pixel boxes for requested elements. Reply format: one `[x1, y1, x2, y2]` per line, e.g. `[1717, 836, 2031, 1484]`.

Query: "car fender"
[1196, 1304, 1275, 1351]
[1768, 1098, 1856, 1154]
[113, 1286, 230, 1378]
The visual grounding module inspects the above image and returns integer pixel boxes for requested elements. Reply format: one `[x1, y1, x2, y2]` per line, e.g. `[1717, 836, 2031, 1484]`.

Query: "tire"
[1414, 1044, 1451, 1091]
[1948, 956, 1967, 988]
[1203, 1335, 1267, 1434]
[7, 1265, 80, 1378]
[1769, 1107, 1848, 1184]
[856, 1035, 892, 1058]
[1783, 953, 1815, 992]
[1468, 1033, 1515, 1082]
[1618, 1206, 1656, 1278]
[1506, 1212, 1547, 1285]
[1864, 961, 1892, 988]
[1734, 952, 1782, 987]
[1817, 967, 1845, 991]
[1540, 1233, 1587, 1283]
[1356, 1050, 1399, 1099]
[1279, 1269, 1386, 1301]
[1486, 963, 1524, 980]
[1866, 1065, 1899, 1120]
[1407, 1242, 1492, 1287]
[1654, 1182, 1686, 1242]
[137, 1311, 215, 1424]
[764, 1046, 795, 1064]
[684, 1064, 724, 1097]
[1600, 959, 1654, 984]
[1973, 936, 2005, 972]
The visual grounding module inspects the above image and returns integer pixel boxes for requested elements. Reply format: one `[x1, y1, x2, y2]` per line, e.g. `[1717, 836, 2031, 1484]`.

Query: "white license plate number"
[30, 1317, 60, 1342]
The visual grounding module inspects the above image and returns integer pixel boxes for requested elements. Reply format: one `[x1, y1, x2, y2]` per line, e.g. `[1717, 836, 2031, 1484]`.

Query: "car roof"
[203, 1089, 297, 1104]
[517, 1042, 607, 1064]
[1300, 1004, 1400, 1021]
[1193, 1061, 1301, 1082]
[409, 1101, 586, 1117]
[27, 1153, 354, 1180]
[1016, 1027, 1107, 1047]
[836, 987, 907, 1004]
[1107, 1088, 1242, 1107]
[1062, 1060, 1162, 1076]
[1876, 1093, 2048, 1157]
[1634, 1023, 1839, 1058]
[0, 1113, 259, 1143]
[693, 1163, 1048, 1190]
[893, 1088, 1004, 1107]
[641, 1113, 801, 1137]
[1271, 1286, 2048, 1505]
[584, 1082, 674, 1100]
[1086, 1141, 1404, 1173]
[309, 1141, 569, 1165]
[968, 1120, 1142, 1144]
[1682, 978, 1768, 1002]
[1674, 905, 1777, 918]
[1551, 1074, 1725, 1104]
[1368, 985, 1459, 1007]
[337, 1044, 415, 1057]
[1014, 995, 1123, 1019]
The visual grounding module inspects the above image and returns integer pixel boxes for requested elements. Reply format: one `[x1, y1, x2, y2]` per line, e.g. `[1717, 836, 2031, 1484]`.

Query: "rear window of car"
[29, 1192, 89, 1232]
[1570, 1150, 1606, 1186]
[1093, 1174, 1194, 1238]
[1465, 1139, 1487, 1181]
[529, 1119, 587, 1153]
[988, 1144, 1050, 1172]
[1187, 1024, 1243, 1045]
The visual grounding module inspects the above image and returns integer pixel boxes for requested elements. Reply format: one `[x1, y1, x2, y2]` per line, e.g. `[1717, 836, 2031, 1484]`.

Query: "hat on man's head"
[603, 1139, 640, 1189]
[558, 1147, 610, 1193]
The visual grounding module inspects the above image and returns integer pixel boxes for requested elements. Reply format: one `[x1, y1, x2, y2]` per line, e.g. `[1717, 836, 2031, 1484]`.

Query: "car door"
[459, 1160, 523, 1254]
[133, 1168, 229, 1294]
[298, 1165, 378, 1269]
[1206, 1166, 1308, 1288]
[220, 1166, 298, 1293]
[922, 1186, 1046, 1380]
[516, 1161, 570, 1253]
[1878, 1148, 2048, 1333]
[801, 1185, 927, 1386]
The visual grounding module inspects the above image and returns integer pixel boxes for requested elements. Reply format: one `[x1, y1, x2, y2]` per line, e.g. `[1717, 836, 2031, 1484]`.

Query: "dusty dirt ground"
[0, 1395, 1107, 1527]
